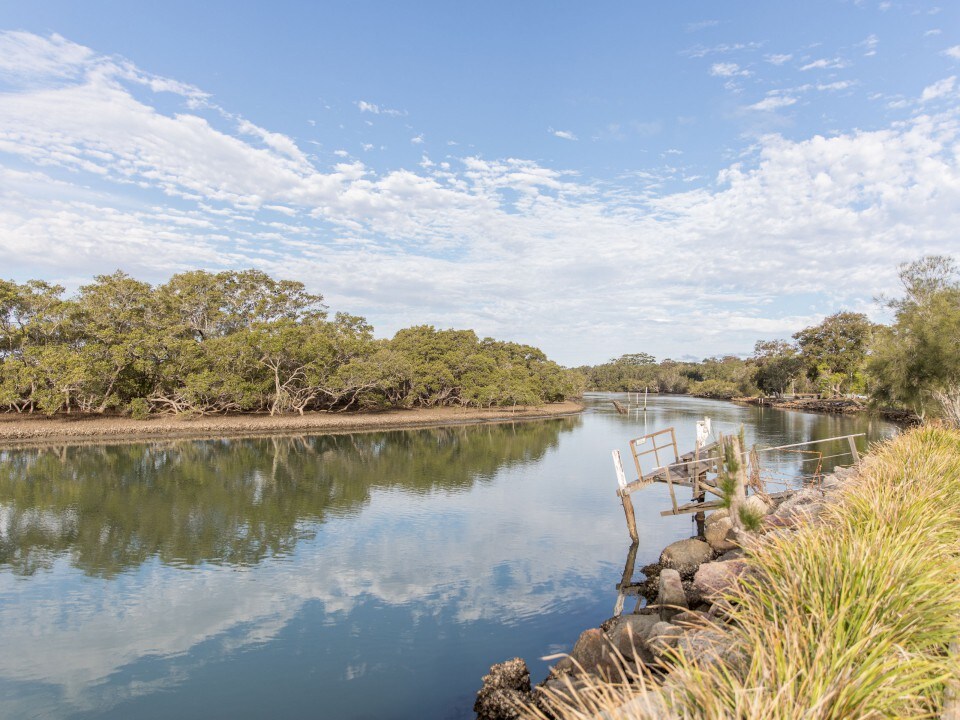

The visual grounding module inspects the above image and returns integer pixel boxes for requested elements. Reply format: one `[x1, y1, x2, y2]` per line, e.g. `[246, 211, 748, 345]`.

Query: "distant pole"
[643, 386, 648, 411]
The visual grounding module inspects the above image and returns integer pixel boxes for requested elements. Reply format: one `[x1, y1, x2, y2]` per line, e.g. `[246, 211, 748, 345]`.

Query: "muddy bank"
[0, 401, 584, 447]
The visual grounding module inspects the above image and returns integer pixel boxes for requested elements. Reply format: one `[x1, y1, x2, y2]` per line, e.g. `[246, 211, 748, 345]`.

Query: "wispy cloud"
[686, 19, 719, 32]
[800, 57, 848, 71]
[920, 75, 957, 102]
[709, 62, 750, 77]
[749, 94, 798, 111]
[681, 41, 763, 58]
[549, 127, 578, 141]
[2, 32, 960, 363]
[765, 53, 793, 65]
[858, 34, 879, 57]
[355, 100, 405, 117]
[944, 45, 960, 59]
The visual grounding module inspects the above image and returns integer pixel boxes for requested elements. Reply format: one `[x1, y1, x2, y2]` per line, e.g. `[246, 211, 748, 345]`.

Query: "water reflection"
[0, 419, 579, 578]
[0, 397, 896, 720]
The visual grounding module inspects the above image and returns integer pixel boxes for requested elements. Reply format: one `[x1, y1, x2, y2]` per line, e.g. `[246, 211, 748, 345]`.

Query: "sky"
[0, 1, 958, 366]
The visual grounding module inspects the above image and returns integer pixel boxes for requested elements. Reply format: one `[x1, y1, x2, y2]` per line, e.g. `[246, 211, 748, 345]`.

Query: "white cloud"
[858, 34, 879, 57]
[817, 81, 854, 91]
[749, 94, 798, 111]
[765, 53, 793, 65]
[1, 32, 960, 364]
[686, 19, 719, 32]
[549, 127, 578, 141]
[410, 133, 424, 144]
[681, 41, 763, 59]
[945, 45, 960, 59]
[920, 75, 957, 102]
[800, 57, 848, 71]
[355, 99, 405, 116]
[709, 62, 750, 77]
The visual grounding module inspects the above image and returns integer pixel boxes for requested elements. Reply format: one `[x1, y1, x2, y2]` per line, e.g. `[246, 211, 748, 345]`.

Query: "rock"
[681, 578, 704, 608]
[670, 609, 708, 628]
[704, 508, 729, 527]
[717, 548, 744, 562]
[742, 494, 771, 518]
[704, 515, 737, 551]
[762, 513, 802, 530]
[605, 614, 659, 664]
[647, 621, 683, 660]
[567, 628, 621, 678]
[692, 560, 748, 601]
[657, 568, 688, 621]
[659, 538, 713, 577]
[474, 657, 532, 720]
[675, 628, 728, 662]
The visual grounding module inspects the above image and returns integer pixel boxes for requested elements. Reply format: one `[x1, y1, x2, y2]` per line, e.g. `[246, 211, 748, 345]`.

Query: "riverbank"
[0, 401, 584, 447]
[729, 394, 919, 424]
[476, 425, 960, 719]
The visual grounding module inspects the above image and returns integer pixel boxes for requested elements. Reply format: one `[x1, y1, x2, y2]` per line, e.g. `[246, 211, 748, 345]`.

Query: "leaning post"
[612, 450, 639, 542]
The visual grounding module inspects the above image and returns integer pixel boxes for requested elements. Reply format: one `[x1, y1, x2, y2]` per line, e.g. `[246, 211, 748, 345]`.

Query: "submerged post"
[847, 435, 861, 463]
[612, 450, 639, 542]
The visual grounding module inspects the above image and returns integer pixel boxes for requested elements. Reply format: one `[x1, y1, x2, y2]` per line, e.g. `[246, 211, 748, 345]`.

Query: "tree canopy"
[0, 270, 582, 416]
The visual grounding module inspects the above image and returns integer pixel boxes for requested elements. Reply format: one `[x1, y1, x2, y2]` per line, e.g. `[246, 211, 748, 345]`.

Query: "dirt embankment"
[0, 401, 584, 447]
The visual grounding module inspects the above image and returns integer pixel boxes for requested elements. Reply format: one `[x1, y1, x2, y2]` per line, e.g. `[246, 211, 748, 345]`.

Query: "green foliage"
[753, 339, 803, 396]
[869, 255, 960, 418]
[793, 311, 874, 396]
[738, 504, 762, 531]
[128, 398, 151, 420]
[0, 270, 575, 415]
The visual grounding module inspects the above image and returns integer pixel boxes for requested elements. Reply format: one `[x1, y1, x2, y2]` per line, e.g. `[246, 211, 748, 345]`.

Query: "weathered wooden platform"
[611, 421, 865, 540]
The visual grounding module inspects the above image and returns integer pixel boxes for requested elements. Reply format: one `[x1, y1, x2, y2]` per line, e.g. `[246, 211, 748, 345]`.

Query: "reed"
[523, 426, 960, 719]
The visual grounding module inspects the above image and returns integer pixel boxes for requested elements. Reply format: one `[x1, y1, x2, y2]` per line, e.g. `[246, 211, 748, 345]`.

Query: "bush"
[128, 397, 151, 420]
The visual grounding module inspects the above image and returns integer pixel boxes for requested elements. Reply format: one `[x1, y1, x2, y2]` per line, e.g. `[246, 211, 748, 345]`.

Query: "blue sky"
[1, 1, 958, 365]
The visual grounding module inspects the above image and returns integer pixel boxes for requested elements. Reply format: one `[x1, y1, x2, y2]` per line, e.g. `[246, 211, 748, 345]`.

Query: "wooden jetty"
[611, 420, 865, 542]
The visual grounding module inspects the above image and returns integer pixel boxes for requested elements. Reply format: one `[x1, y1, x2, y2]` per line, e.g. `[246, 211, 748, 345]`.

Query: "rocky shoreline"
[474, 467, 858, 719]
[729, 395, 918, 424]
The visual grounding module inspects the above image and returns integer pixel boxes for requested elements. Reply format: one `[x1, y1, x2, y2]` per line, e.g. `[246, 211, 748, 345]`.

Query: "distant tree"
[612, 352, 656, 366]
[752, 340, 803, 396]
[793, 312, 874, 396]
[869, 255, 960, 418]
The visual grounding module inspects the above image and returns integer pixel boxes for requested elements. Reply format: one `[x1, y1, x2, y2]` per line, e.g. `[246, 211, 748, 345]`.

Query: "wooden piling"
[612, 450, 639, 542]
[847, 435, 861, 463]
[723, 434, 747, 534]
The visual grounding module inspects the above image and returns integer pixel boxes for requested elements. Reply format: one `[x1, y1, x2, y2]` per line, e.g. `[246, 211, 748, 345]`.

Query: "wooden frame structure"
[612, 424, 867, 540]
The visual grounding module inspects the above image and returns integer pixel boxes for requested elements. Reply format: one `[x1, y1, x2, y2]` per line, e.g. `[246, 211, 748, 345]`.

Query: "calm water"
[0, 395, 896, 719]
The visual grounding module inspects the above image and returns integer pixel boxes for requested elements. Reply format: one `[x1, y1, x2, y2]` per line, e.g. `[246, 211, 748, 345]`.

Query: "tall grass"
[524, 426, 960, 719]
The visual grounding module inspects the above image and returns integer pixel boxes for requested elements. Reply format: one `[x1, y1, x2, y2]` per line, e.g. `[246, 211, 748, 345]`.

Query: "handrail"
[632, 432, 865, 476]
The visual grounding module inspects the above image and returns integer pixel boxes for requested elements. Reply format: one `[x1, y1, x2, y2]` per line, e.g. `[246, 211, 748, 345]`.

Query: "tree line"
[578, 255, 960, 422]
[0, 270, 582, 416]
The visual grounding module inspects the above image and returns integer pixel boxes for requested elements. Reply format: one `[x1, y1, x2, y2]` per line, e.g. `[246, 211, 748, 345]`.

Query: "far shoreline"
[0, 401, 585, 448]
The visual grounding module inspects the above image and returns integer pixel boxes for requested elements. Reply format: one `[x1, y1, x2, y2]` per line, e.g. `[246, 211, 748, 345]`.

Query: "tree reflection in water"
[0, 418, 579, 577]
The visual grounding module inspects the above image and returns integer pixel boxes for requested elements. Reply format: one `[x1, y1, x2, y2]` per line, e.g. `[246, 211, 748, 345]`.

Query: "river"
[0, 394, 896, 719]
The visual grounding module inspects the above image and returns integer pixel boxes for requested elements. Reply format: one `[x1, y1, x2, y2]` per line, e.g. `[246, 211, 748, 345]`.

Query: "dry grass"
[522, 426, 960, 719]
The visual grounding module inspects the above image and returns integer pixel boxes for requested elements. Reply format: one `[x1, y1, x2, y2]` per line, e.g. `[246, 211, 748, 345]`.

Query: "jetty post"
[612, 449, 638, 542]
